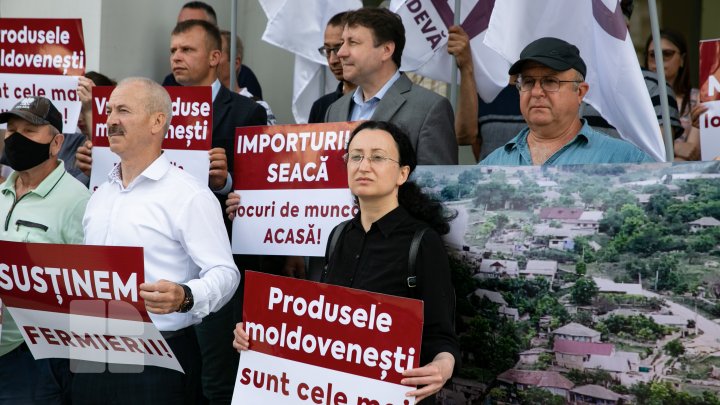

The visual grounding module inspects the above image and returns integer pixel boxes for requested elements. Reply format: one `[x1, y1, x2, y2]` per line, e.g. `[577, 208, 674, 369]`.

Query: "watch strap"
[177, 283, 194, 313]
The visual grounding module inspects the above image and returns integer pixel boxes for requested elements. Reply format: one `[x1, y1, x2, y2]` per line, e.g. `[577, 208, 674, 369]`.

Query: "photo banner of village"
[423, 161, 720, 404]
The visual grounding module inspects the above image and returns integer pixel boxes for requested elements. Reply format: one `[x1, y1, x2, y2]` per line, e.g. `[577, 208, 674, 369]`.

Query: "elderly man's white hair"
[116, 77, 173, 134]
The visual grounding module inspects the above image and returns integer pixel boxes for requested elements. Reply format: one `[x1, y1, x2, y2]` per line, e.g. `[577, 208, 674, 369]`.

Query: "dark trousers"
[0, 344, 71, 405]
[194, 255, 258, 405]
[194, 287, 241, 405]
[306, 256, 325, 281]
[70, 327, 202, 405]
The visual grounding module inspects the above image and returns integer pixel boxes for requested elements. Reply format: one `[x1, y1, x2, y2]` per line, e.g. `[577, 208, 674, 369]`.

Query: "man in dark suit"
[325, 8, 458, 165]
[167, 20, 266, 186]
[162, 1, 264, 99]
[169, 19, 265, 405]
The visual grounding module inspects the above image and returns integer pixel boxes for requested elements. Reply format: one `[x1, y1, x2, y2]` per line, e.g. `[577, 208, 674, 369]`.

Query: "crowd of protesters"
[0, 1, 710, 404]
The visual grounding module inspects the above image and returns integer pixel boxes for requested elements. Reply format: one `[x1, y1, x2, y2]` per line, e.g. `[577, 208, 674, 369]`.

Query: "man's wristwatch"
[177, 284, 194, 313]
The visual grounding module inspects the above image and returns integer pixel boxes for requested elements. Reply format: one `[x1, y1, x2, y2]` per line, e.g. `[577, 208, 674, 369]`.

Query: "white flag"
[259, 0, 362, 123]
[484, 0, 665, 161]
[389, 0, 509, 103]
[291, 54, 338, 124]
[258, 0, 285, 23]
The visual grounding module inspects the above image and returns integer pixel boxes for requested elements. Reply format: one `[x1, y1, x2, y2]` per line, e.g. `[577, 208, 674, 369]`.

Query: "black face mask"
[1, 132, 54, 171]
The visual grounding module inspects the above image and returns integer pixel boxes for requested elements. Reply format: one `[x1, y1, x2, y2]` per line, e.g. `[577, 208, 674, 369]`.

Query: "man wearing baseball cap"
[481, 37, 653, 165]
[0, 96, 90, 404]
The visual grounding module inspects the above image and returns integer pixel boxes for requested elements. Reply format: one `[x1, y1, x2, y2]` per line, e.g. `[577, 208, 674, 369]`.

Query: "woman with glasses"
[644, 29, 703, 160]
[233, 121, 459, 403]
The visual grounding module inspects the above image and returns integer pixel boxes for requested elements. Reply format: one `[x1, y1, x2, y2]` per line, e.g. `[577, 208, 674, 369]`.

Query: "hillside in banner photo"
[420, 161, 720, 404]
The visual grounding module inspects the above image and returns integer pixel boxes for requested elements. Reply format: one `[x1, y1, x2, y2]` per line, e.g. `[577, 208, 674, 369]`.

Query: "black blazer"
[211, 85, 266, 234]
[212, 85, 267, 171]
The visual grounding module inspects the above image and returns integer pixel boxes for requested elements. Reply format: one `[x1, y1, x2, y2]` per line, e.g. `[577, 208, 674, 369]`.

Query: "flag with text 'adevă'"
[389, 0, 509, 103]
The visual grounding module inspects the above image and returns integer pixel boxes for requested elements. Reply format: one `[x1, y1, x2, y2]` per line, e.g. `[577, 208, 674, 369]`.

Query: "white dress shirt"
[211, 78, 221, 101]
[350, 70, 401, 121]
[83, 154, 240, 331]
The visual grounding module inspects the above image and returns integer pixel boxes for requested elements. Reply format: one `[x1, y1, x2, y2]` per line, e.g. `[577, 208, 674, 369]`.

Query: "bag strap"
[406, 227, 429, 293]
[323, 222, 429, 296]
[321, 219, 351, 282]
[408, 227, 456, 328]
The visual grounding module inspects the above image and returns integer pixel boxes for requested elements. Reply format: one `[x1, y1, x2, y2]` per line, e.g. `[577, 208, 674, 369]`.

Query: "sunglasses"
[648, 49, 678, 62]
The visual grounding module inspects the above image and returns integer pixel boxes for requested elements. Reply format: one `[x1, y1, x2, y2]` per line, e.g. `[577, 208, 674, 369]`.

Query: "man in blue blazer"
[325, 8, 458, 165]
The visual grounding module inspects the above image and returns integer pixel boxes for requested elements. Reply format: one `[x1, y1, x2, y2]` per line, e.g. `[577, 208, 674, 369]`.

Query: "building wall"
[556, 353, 585, 370]
[701, 1, 720, 40]
[0, 0, 295, 125]
[570, 393, 618, 405]
[546, 387, 569, 399]
[555, 333, 600, 343]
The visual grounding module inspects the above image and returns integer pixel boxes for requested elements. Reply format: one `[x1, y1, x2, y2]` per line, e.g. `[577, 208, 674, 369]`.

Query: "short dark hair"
[327, 11, 349, 27]
[220, 30, 244, 61]
[349, 120, 416, 171]
[84, 71, 115, 86]
[344, 8, 405, 68]
[182, 1, 217, 25]
[172, 19, 222, 52]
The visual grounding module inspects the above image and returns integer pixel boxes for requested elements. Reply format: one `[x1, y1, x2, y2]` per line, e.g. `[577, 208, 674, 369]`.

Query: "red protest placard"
[91, 85, 113, 147]
[700, 39, 720, 103]
[89, 85, 213, 191]
[0, 18, 85, 76]
[231, 122, 358, 257]
[92, 85, 212, 150]
[0, 241, 146, 320]
[699, 39, 720, 159]
[234, 122, 359, 190]
[0, 19, 85, 133]
[0, 240, 182, 372]
[233, 271, 423, 404]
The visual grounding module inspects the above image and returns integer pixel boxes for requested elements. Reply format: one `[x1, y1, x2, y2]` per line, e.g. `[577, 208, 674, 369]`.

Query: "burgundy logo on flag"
[592, 0, 627, 40]
[430, 0, 495, 40]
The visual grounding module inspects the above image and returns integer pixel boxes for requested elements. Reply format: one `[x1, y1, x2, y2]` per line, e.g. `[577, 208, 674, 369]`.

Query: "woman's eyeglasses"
[343, 153, 400, 166]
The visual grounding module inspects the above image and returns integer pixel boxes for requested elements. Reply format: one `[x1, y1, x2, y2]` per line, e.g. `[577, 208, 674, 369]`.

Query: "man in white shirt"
[74, 20, 265, 404]
[73, 77, 239, 404]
